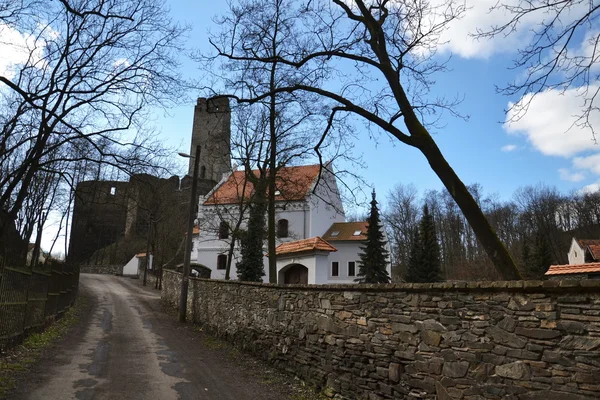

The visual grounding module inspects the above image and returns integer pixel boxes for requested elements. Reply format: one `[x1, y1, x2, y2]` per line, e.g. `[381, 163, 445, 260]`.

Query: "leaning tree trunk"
[413, 129, 522, 280]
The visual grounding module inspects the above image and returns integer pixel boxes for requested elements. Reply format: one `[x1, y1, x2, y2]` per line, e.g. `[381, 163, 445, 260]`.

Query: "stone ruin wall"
[162, 270, 600, 400]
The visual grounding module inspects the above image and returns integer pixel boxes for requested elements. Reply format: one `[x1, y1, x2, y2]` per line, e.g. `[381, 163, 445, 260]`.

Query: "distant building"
[546, 237, 600, 280]
[567, 238, 600, 265]
[191, 164, 391, 284]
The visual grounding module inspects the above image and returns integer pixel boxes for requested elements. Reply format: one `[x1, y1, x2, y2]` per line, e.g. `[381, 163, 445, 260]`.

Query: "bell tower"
[189, 97, 231, 182]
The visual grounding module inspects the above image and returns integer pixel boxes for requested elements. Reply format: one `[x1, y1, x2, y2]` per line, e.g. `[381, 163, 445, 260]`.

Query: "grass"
[0, 295, 88, 399]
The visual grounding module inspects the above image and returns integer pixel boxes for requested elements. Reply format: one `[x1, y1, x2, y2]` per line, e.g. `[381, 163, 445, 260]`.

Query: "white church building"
[190, 163, 391, 284]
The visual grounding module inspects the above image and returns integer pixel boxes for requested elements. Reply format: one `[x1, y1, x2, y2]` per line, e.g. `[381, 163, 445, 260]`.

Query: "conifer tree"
[405, 226, 423, 283]
[405, 204, 442, 282]
[236, 187, 267, 282]
[526, 230, 552, 279]
[356, 189, 390, 284]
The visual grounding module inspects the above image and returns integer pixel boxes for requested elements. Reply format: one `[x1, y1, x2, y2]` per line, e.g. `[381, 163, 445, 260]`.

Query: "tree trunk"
[415, 132, 521, 280]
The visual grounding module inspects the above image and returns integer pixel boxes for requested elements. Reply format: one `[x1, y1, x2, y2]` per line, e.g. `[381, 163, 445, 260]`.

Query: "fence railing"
[0, 263, 79, 351]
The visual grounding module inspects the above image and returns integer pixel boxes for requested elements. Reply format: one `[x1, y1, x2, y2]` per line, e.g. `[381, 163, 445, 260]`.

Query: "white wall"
[122, 255, 140, 276]
[308, 168, 345, 238]
[568, 239, 585, 265]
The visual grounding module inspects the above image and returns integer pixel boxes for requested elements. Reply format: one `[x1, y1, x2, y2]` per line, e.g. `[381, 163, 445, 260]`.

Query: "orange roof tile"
[545, 263, 600, 276]
[322, 222, 368, 241]
[204, 165, 321, 205]
[576, 239, 600, 248]
[272, 237, 337, 256]
[587, 244, 600, 260]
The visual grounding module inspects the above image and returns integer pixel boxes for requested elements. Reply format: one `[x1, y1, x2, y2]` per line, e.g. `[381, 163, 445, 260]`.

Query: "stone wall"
[80, 264, 122, 275]
[162, 270, 600, 400]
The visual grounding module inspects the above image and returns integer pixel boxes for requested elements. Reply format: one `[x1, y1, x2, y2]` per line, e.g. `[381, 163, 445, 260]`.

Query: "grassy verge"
[0, 295, 88, 399]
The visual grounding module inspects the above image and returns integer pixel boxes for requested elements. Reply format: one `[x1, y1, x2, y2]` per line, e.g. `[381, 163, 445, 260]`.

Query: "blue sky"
[157, 0, 599, 212]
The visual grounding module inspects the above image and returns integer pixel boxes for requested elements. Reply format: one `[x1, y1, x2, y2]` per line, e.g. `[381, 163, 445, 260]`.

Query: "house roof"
[204, 165, 321, 205]
[322, 222, 368, 241]
[272, 237, 337, 256]
[545, 263, 600, 276]
[575, 239, 600, 260]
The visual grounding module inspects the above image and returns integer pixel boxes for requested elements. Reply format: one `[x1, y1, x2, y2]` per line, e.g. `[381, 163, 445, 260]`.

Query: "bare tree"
[477, 0, 600, 140]
[0, 0, 187, 237]
[212, 0, 521, 279]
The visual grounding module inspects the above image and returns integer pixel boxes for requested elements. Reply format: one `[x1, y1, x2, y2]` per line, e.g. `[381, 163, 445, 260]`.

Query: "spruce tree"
[526, 230, 552, 279]
[405, 204, 442, 282]
[356, 189, 390, 284]
[236, 189, 267, 282]
[405, 226, 423, 283]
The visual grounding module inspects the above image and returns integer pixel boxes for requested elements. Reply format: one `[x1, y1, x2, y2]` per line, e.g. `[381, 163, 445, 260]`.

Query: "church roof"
[204, 165, 321, 205]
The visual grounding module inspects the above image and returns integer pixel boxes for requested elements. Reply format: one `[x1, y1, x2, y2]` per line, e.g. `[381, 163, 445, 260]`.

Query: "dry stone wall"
[162, 270, 600, 400]
[80, 264, 122, 275]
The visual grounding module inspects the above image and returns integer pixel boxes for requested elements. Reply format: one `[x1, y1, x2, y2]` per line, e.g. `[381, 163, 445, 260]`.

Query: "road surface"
[11, 274, 292, 400]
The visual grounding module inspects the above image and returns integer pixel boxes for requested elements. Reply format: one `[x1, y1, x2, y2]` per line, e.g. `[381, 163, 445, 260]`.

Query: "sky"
[160, 0, 600, 207]
[1, 0, 599, 252]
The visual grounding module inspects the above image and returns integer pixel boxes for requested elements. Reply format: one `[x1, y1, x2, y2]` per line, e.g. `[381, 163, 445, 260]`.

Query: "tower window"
[110, 187, 116, 195]
[277, 219, 289, 238]
[217, 254, 227, 270]
[218, 221, 229, 239]
[200, 166, 206, 179]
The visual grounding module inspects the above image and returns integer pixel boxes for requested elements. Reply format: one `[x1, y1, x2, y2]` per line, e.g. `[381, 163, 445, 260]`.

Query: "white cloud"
[579, 182, 600, 194]
[501, 144, 517, 152]
[559, 168, 585, 182]
[424, 0, 593, 60]
[573, 154, 600, 175]
[503, 85, 600, 158]
[0, 24, 36, 79]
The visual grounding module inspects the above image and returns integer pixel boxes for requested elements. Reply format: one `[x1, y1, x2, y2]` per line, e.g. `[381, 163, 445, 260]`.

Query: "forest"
[385, 183, 600, 281]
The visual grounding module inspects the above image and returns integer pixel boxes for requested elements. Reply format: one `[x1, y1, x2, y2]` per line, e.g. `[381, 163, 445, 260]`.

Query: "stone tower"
[189, 97, 231, 182]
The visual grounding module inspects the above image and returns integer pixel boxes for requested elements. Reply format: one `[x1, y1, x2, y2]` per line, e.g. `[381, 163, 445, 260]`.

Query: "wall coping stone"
[163, 269, 600, 292]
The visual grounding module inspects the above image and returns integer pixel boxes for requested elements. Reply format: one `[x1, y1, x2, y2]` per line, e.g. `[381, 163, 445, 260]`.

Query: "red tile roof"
[587, 244, 600, 260]
[272, 237, 337, 256]
[545, 263, 600, 276]
[322, 222, 368, 241]
[204, 165, 321, 205]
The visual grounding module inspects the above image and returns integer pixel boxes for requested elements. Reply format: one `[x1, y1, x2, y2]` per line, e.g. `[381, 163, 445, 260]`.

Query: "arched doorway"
[282, 263, 308, 284]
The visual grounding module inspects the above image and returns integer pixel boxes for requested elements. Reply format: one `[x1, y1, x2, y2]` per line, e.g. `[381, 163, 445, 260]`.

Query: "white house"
[567, 238, 600, 265]
[190, 163, 391, 284]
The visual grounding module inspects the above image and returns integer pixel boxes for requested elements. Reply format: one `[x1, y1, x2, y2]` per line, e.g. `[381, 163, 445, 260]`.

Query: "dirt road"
[11, 274, 295, 400]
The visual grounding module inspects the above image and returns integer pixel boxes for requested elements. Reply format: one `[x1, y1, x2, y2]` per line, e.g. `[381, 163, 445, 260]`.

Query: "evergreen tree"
[521, 238, 532, 275]
[236, 187, 267, 282]
[405, 226, 423, 283]
[526, 230, 552, 279]
[405, 204, 442, 282]
[356, 189, 390, 284]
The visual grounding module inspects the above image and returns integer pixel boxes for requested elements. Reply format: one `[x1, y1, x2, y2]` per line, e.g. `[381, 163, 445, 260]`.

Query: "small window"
[575, 251, 578, 258]
[217, 254, 227, 270]
[330, 231, 340, 237]
[277, 219, 289, 238]
[348, 261, 356, 277]
[274, 190, 281, 196]
[353, 230, 362, 236]
[200, 166, 206, 179]
[218, 221, 229, 239]
[331, 261, 339, 277]
[110, 187, 116, 195]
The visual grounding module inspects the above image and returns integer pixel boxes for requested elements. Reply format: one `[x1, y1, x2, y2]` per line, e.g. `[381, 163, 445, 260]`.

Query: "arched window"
[218, 221, 229, 239]
[277, 219, 289, 238]
[200, 166, 206, 179]
[217, 254, 227, 270]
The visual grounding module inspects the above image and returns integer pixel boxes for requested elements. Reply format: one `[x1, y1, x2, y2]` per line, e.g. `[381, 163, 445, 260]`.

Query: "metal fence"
[0, 263, 79, 351]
